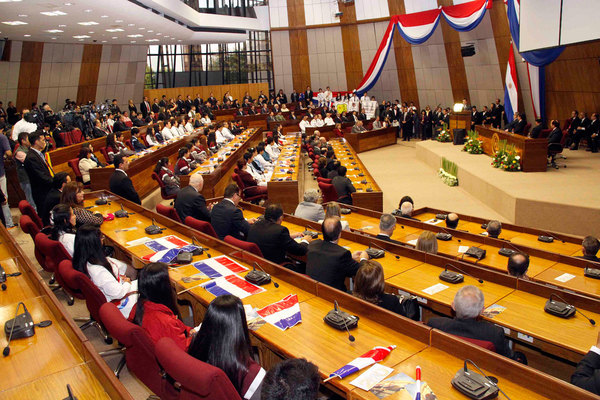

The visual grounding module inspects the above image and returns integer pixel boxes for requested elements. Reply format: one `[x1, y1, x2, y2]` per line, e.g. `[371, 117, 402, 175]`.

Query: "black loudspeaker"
[453, 129, 466, 145]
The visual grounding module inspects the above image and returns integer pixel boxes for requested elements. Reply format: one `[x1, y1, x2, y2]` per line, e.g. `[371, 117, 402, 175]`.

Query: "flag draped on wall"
[504, 45, 518, 123]
[355, 0, 492, 96]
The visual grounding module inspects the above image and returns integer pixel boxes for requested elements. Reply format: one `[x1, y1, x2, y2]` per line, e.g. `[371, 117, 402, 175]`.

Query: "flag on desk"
[257, 294, 302, 331]
[192, 256, 248, 279]
[201, 274, 265, 299]
[328, 346, 396, 380]
[142, 245, 200, 263]
[504, 43, 518, 123]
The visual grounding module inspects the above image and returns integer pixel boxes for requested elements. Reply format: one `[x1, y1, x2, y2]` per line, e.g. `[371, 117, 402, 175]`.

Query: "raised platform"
[416, 140, 600, 237]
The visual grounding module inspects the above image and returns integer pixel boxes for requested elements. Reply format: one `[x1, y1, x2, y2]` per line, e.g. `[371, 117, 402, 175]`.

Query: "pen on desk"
[415, 365, 421, 400]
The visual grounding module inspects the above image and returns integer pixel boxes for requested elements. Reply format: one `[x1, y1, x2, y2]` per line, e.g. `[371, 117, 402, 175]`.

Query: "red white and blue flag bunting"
[355, 19, 397, 96]
[256, 294, 302, 331]
[504, 44, 519, 123]
[328, 345, 396, 380]
[395, 9, 441, 45]
[441, 0, 491, 32]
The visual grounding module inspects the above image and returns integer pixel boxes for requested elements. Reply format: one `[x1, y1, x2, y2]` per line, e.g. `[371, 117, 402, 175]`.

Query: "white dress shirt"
[221, 127, 235, 140]
[324, 117, 334, 126]
[162, 127, 174, 140]
[11, 118, 37, 141]
[87, 257, 138, 317]
[299, 119, 310, 133]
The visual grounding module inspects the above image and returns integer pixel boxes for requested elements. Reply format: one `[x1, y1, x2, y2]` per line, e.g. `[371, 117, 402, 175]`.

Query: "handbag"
[465, 247, 486, 260]
[396, 291, 420, 321]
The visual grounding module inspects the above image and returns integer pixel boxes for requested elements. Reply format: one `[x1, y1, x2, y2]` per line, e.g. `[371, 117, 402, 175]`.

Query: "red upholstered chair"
[59, 131, 73, 146]
[71, 128, 85, 143]
[36, 233, 74, 304]
[100, 147, 111, 164]
[318, 181, 338, 203]
[156, 203, 182, 223]
[68, 158, 90, 188]
[224, 235, 263, 257]
[524, 123, 531, 135]
[18, 200, 43, 229]
[152, 172, 177, 201]
[231, 172, 267, 203]
[539, 129, 551, 139]
[100, 303, 169, 394]
[125, 139, 134, 150]
[155, 337, 242, 400]
[313, 168, 322, 178]
[317, 177, 332, 184]
[455, 335, 496, 352]
[185, 216, 218, 238]
[20, 215, 45, 268]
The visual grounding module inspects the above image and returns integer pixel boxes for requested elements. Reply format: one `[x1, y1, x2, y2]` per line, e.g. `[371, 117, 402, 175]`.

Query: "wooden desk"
[267, 135, 304, 214]
[476, 125, 548, 172]
[180, 127, 263, 198]
[344, 126, 397, 153]
[329, 139, 383, 211]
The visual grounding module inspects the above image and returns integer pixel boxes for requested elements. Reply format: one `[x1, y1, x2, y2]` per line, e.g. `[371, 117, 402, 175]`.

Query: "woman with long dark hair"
[154, 157, 180, 196]
[132, 262, 192, 350]
[61, 181, 104, 226]
[73, 224, 138, 317]
[188, 295, 265, 400]
[77, 147, 97, 184]
[49, 203, 76, 256]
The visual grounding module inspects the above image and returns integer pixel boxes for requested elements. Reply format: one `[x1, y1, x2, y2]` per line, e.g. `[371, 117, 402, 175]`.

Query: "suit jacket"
[24, 150, 53, 214]
[375, 233, 402, 245]
[109, 170, 141, 205]
[290, 92, 299, 103]
[210, 199, 250, 240]
[571, 350, 600, 395]
[113, 121, 128, 132]
[174, 186, 211, 223]
[247, 220, 308, 264]
[306, 240, 360, 292]
[140, 101, 151, 118]
[427, 317, 512, 358]
[513, 119, 526, 134]
[151, 103, 161, 113]
[529, 124, 543, 138]
[471, 111, 482, 126]
[548, 128, 563, 144]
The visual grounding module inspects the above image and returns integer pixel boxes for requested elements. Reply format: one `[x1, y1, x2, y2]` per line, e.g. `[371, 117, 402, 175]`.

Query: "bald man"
[446, 213, 459, 229]
[306, 216, 368, 292]
[174, 173, 212, 222]
[507, 252, 530, 279]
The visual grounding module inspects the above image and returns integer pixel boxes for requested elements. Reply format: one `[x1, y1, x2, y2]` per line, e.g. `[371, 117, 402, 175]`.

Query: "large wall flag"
[504, 45, 519, 123]
[355, 0, 492, 95]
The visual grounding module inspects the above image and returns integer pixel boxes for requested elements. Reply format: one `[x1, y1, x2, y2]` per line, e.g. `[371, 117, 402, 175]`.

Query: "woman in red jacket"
[131, 263, 193, 351]
[236, 159, 267, 197]
[333, 122, 344, 137]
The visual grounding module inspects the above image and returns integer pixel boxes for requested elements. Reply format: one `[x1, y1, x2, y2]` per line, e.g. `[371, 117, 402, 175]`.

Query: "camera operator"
[11, 109, 38, 142]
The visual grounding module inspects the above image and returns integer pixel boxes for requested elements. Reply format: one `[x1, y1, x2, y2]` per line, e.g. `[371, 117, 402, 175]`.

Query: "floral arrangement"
[491, 141, 521, 171]
[439, 157, 458, 186]
[463, 130, 483, 154]
[437, 124, 452, 142]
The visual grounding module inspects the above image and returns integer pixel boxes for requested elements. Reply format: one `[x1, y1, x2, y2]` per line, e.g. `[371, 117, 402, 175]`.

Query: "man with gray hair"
[427, 285, 513, 358]
[486, 220, 502, 238]
[376, 213, 402, 244]
[294, 189, 325, 222]
[174, 173, 212, 222]
[400, 201, 416, 220]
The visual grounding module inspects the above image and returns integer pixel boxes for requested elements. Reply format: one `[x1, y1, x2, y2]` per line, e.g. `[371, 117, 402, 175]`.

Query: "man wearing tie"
[24, 131, 54, 219]
[140, 96, 151, 118]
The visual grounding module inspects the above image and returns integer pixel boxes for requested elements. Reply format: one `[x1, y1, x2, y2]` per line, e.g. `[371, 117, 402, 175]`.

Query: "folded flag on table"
[201, 274, 265, 299]
[257, 294, 301, 331]
[192, 256, 248, 279]
[327, 346, 396, 381]
[142, 244, 200, 263]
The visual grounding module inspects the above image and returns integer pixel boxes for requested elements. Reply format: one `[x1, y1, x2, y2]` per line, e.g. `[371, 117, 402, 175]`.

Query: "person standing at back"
[14, 131, 37, 212]
[210, 184, 256, 240]
[24, 131, 54, 221]
[109, 154, 141, 205]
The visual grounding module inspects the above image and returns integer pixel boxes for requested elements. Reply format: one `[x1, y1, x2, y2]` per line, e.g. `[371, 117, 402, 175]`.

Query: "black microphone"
[550, 294, 595, 325]
[64, 384, 78, 400]
[540, 230, 565, 243]
[4, 302, 25, 357]
[254, 262, 279, 288]
[461, 360, 512, 400]
[437, 226, 461, 243]
[334, 301, 355, 342]
[442, 263, 483, 284]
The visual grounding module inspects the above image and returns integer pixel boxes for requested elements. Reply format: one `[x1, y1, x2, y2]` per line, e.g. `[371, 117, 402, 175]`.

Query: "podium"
[449, 111, 471, 131]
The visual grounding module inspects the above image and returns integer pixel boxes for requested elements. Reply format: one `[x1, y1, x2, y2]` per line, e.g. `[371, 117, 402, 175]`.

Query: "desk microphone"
[440, 263, 483, 284]
[0, 264, 21, 291]
[547, 293, 595, 325]
[254, 262, 279, 288]
[437, 226, 460, 242]
[335, 301, 355, 342]
[539, 230, 565, 243]
[3, 302, 52, 356]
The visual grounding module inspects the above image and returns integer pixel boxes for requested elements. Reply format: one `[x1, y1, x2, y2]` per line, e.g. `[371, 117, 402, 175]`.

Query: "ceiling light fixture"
[23, 34, 30, 37]
[145, 39, 159, 42]
[0, 0, 23, 2]
[64, 2, 72, 5]
[100, 15, 108, 18]
[115, 19, 123, 22]
[73, 35, 90, 39]
[127, 34, 142, 38]
[51, 37, 57, 39]
[58, 24, 66, 27]
[2, 21, 27, 25]
[78, 21, 98, 25]
[18, 14, 27, 17]
[40, 11, 67, 16]
[130, 41, 136, 43]
[106, 28, 123, 32]
[128, 23, 135, 26]
[84, 9, 92, 12]
[112, 36, 117, 39]
[45, 29, 63, 33]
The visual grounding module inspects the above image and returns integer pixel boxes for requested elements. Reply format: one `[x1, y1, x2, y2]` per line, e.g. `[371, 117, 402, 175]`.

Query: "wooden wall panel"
[339, 1, 363, 90]
[388, 0, 419, 107]
[16, 42, 44, 110]
[77, 44, 103, 105]
[545, 40, 600, 122]
[143, 83, 269, 104]
[287, 0, 311, 91]
[437, 0, 470, 105]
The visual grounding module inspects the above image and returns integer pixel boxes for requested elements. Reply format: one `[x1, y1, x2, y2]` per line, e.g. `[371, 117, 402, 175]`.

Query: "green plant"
[463, 130, 483, 154]
[492, 141, 521, 171]
[441, 157, 458, 176]
[491, 140, 507, 168]
[437, 124, 452, 142]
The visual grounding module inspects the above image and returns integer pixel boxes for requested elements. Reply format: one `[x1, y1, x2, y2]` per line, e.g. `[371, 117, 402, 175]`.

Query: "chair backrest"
[125, 139, 133, 150]
[68, 158, 83, 180]
[18, 200, 43, 229]
[560, 131, 569, 146]
[318, 181, 338, 203]
[155, 337, 242, 400]
[152, 172, 165, 189]
[59, 131, 72, 146]
[36, 234, 72, 288]
[231, 173, 245, 190]
[22, 217, 45, 267]
[313, 168, 321, 178]
[99, 303, 165, 396]
[539, 129, 551, 139]
[185, 216, 218, 238]
[156, 204, 182, 223]
[72, 263, 107, 322]
[57, 260, 85, 300]
[317, 177, 332, 184]
[455, 335, 496, 352]
[524, 123, 531, 134]
[100, 147, 111, 164]
[71, 129, 85, 144]
[224, 235, 263, 257]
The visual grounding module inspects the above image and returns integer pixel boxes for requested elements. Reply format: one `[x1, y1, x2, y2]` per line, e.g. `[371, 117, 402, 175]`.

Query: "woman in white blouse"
[77, 147, 98, 184]
[49, 203, 76, 257]
[73, 224, 138, 317]
[200, 114, 212, 126]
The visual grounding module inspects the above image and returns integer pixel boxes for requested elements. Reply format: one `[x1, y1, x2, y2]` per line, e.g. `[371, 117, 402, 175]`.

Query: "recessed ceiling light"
[128, 23, 135, 26]
[78, 21, 98, 26]
[138, 27, 145, 30]
[88, 31, 94, 34]
[58, 24, 66, 27]
[84, 9, 92, 12]
[2, 21, 27, 25]
[156, 33, 162, 35]
[145, 39, 159, 42]
[73, 35, 90, 39]
[51, 37, 57, 39]
[40, 11, 67, 16]
[106, 28, 123, 32]
[0, 0, 23, 2]
[100, 15, 108, 18]
[18, 14, 27, 17]
[101, 40, 106, 43]
[177, 40, 182, 42]
[115, 19, 123, 23]
[127, 34, 142, 38]
[45, 29, 63, 33]
[64, 2, 72, 5]
[130, 41, 136, 43]
[111, 36, 117, 39]
[23, 34, 30, 37]
[147, 30, 153, 33]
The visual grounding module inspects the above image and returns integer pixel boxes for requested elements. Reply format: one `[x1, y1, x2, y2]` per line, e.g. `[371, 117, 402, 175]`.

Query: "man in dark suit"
[304, 86, 313, 107]
[42, 172, 71, 226]
[529, 118, 543, 138]
[24, 131, 54, 218]
[290, 90, 300, 103]
[247, 204, 312, 265]
[401, 108, 413, 141]
[571, 111, 590, 150]
[427, 285, 513, 358]
[578, 236, 600, 263]
[151, 98, 161, 114]
[140, 96, 151, 118]
[547, 120, 563, 144]
[571, 332, 600, 395]
[587, 113, 600, 153]
[470, 106, 482, 131]
[174, 174, 212, 223]
[445, 212, 459, 229]
[112, 116, 128, 133]
[109, 155, 141, 204]
[210, 184, 256, 240]
[376, 214, 402, 244]
[159, 95, 168, 108]
[306, 216, 368, 292]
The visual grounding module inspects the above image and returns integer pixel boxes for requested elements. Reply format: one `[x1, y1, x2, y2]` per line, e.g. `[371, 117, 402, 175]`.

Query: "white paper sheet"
[422, 283, 449, 296]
